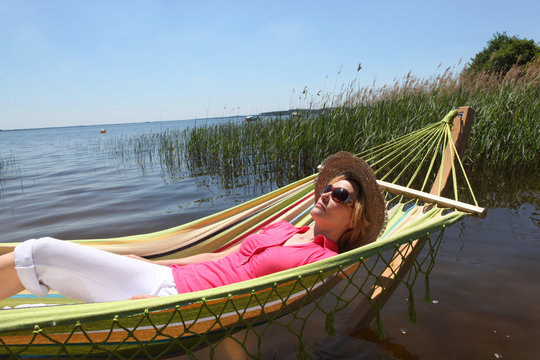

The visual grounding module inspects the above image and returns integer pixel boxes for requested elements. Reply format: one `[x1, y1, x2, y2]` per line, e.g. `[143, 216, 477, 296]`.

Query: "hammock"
[0, 107, 484, 359]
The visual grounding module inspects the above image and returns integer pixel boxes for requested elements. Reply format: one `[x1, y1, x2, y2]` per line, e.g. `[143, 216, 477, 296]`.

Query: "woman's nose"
[320, 191, 331, 203]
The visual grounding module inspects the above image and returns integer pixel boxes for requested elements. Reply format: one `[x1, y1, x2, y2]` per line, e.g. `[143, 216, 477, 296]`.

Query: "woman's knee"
[15, 237, 70, 268]
[13, 238, 62, 297]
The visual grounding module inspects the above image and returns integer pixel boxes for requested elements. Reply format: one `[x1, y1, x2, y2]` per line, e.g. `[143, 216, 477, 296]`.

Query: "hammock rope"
[0, 107, 483, 359]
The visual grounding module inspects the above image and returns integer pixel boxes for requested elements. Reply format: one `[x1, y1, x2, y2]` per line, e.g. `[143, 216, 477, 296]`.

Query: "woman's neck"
[312, 224, 340, 244]
[287, 225, 340, 246]
[285, 226, 315, 245]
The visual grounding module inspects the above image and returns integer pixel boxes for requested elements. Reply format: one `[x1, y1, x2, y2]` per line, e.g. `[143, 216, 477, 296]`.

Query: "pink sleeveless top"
[171, 221, 339, 293]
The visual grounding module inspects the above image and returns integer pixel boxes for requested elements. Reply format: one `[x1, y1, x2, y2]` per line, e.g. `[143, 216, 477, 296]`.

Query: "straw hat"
[315, 151, 386, 245]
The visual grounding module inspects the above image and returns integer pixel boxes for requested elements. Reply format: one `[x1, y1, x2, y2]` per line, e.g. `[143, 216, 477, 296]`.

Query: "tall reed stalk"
[105, 60, 540, 188]
[0, 153, 17, 195]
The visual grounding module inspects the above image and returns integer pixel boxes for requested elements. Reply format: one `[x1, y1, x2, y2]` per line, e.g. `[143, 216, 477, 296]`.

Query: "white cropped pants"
[14, 237, 178, 302]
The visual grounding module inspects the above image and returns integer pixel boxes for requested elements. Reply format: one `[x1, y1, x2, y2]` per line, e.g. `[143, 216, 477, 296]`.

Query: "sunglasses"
[322, 184, 354, 206]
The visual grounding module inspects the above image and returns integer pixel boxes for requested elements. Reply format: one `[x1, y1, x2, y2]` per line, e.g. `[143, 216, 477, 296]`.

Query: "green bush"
[466, 32, 539, 75]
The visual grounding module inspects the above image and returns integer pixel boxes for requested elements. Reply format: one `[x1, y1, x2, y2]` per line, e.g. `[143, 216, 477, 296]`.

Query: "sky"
[0, 0, 538, 130]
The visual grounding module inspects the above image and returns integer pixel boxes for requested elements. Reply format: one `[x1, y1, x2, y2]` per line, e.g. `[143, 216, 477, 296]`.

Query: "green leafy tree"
[466, 32, 539, 75]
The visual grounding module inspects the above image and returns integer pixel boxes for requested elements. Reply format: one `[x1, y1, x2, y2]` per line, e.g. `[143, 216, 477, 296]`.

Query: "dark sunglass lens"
[332, 188, 350, 202]
[322, 185, 333, 194]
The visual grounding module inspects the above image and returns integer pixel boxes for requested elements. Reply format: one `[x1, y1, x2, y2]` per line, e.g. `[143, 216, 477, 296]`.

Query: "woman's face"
[311, 178, 358, 235]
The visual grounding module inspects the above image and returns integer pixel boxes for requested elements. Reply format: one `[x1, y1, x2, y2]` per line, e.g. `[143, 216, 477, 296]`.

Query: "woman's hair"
[331, 175, 370, 253]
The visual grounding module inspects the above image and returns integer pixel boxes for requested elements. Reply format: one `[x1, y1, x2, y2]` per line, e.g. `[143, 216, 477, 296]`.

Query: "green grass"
[104, 61, 540, 188]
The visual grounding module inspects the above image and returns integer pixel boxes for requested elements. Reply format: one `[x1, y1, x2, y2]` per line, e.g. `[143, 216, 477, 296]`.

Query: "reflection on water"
[469, 172, 540, 209]
[361, 199, 539, 360]
[313, 329, 421, 360]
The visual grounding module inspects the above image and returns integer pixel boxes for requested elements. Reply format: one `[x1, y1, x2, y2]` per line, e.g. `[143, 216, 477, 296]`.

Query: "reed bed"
[0, 153, 17, 195]
[0, 154, 17, 177]
[104, 61, 540, 189]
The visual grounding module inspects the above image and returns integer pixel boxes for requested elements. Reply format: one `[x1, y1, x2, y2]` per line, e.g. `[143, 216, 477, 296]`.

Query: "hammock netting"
[0, 108, 482, 359]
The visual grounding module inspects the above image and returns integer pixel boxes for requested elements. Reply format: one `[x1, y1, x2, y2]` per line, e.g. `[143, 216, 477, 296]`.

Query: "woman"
[0, 152, 386, 303]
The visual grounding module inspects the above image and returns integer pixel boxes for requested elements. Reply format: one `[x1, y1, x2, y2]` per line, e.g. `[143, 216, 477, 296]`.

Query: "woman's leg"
[13, 237, 177, 302]
[0, 252, 24, 299]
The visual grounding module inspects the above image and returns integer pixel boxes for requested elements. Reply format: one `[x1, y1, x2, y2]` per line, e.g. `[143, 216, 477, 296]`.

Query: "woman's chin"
[310, 210, 330, 226]
[310, 208, 323, 220]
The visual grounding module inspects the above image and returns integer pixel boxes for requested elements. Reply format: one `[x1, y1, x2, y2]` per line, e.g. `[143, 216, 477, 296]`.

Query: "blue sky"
[0, 0, 538, 130]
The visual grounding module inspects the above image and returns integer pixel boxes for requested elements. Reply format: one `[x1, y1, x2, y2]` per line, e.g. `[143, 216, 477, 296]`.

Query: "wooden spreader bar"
[378, 180, 486, 217]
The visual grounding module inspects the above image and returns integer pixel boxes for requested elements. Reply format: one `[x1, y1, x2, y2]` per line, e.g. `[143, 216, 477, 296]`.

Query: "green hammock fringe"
[1, 233, 456, 358]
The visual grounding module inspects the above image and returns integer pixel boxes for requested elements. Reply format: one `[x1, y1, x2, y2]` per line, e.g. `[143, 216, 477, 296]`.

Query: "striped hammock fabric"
[0, 107, 483, 359]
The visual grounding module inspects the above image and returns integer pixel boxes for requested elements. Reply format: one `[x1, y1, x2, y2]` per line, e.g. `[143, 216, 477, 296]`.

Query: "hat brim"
[315, 151, 386, 246]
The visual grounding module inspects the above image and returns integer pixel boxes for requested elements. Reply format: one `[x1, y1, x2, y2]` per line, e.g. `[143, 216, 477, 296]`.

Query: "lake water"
[0, 120, 538, 359]
[0, 117, 252, 243]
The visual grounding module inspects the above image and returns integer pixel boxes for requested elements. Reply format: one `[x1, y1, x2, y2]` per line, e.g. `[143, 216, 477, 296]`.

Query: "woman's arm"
[126, 243, 241, 266]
